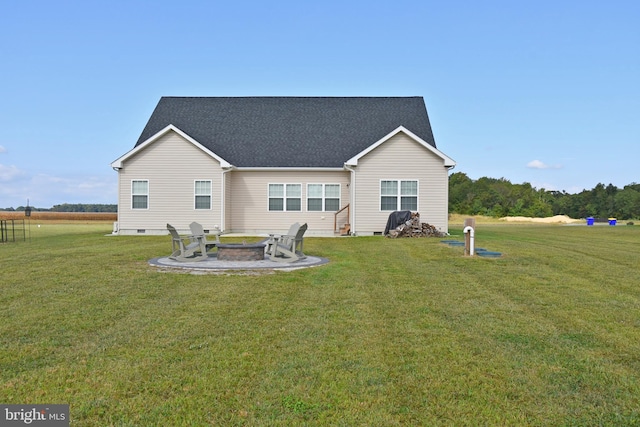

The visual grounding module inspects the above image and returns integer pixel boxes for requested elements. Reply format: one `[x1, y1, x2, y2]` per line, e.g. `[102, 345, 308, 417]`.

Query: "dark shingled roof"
[136, 97, 437, 168]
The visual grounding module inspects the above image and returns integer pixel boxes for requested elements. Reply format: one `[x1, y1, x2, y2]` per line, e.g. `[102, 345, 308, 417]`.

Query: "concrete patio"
[149, 252, 329, 273]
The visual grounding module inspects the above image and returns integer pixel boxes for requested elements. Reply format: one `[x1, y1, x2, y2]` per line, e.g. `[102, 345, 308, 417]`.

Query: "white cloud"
[563, 186, 584, 194]
[531, 181, 559, 191]
[31, 174, 118, 202]
[0, 145, 6, 153]
[0, 164, 25, 181]
[527, 160, 562, 169]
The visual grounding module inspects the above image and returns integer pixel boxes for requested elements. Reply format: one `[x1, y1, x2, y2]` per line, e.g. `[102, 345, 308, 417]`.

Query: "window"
[380, 180, 418, 211]
[195, 180, 212, 209]
[132, 180, 148, 209]
[308, 184, 340, 211]
[269, 184, 301, 211]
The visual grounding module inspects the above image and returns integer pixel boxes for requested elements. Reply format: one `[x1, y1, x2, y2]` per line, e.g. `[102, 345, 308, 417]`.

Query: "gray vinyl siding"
[226, 170, 350, 235]
[116, 131, 224, 234]
[353, 132, 450, 234]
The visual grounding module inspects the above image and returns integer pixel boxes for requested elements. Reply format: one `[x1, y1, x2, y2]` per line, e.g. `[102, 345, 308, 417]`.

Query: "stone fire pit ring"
[216, 242, 266, 261]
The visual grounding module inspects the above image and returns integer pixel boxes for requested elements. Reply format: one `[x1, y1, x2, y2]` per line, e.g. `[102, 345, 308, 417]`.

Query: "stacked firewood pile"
[386, 212, 446, 238]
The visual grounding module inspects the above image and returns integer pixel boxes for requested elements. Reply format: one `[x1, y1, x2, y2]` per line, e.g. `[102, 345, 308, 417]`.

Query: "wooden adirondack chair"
[166, 224, 208, 261]
[264, 222, 299, 258]
[265, 223, 308, 262]
[189, 222, 221, 253]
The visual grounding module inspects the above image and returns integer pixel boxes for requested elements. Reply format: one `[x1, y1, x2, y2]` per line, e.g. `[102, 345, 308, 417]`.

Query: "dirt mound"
[500, 215, 581, 224]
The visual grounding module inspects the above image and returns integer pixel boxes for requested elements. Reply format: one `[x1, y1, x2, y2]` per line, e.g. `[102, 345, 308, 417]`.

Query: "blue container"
[586, 217, 595, 226]
[608, 218, 617, 226]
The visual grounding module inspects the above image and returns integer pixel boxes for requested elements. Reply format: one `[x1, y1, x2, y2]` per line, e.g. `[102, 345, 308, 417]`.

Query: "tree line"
[1, 204, 117, 212]
[449, 172, 640, 219]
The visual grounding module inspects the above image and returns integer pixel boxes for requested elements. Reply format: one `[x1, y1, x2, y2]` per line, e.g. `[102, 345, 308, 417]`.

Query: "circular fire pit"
[217, 242, 266, 261]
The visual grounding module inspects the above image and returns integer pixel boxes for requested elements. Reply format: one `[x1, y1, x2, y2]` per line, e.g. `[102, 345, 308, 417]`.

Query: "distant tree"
[614, 187, 640, 219]
[449, 174, 554, 218]
[625, 182, 640, 192]
[549, 190, 567, 214]
[50, 204, 117, 212]
[448, 172, 474, 213]
[449, 175, 639, 219]
[15, 206, 47, 212]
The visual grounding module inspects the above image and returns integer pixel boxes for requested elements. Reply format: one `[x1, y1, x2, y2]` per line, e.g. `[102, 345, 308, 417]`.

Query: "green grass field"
[1, 221, 639, 426]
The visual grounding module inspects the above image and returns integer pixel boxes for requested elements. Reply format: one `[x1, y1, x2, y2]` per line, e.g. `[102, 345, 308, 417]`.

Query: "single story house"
[110, 97, 456, 236]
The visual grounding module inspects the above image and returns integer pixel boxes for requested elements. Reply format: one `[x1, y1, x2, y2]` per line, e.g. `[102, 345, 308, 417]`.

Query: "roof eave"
[232, 166, 346, 172]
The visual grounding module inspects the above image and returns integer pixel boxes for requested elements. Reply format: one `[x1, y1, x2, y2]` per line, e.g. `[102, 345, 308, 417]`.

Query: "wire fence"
[0, 219, 27, 243]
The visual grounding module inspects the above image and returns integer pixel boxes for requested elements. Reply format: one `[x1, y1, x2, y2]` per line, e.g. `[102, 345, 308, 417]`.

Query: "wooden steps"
[338, 223, 351, 236]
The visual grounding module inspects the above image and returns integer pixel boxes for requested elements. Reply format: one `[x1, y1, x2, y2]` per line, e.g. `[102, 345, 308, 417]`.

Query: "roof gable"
[111, 125, 232, 169]
[345, 126, 455, 167]
[133, 97, 441, 168]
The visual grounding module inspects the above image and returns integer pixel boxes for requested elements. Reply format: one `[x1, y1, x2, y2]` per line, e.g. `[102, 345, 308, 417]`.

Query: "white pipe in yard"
[463, 226, 475, 256]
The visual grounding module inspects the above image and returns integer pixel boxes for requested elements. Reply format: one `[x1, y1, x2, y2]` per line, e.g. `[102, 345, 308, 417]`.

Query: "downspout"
[111, 166, 122, 235]
[221, 167, 234, 233]
[446, 164, 456, 234]
[343, 164, 356, 235]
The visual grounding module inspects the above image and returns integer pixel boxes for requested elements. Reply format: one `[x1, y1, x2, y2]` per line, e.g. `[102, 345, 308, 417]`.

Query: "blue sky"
[1, 0, 638, 208]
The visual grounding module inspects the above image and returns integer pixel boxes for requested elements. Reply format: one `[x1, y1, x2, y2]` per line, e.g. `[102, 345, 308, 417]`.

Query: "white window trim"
[307, 183, 341, 212]
[268, 183, 302, 212]
[131, 179, 149, 210]
[379, 179, 419, 211]
[194, 180, 212, 210]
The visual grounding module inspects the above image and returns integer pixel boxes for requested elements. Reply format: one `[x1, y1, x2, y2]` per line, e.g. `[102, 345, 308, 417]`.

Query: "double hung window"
[380, 180, 418, 211]
[269, 184, 301, 211]
[307, 184, 340, 211]
[194, 180, 212, 209]
[132, 180, 149, 209]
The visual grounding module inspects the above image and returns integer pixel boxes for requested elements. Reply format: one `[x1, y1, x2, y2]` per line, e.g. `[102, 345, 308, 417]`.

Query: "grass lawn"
[1, 221, 639, 426]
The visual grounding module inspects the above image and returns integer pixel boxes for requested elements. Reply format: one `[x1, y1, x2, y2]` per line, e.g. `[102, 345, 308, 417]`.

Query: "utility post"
[24, 199, 32, 242]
